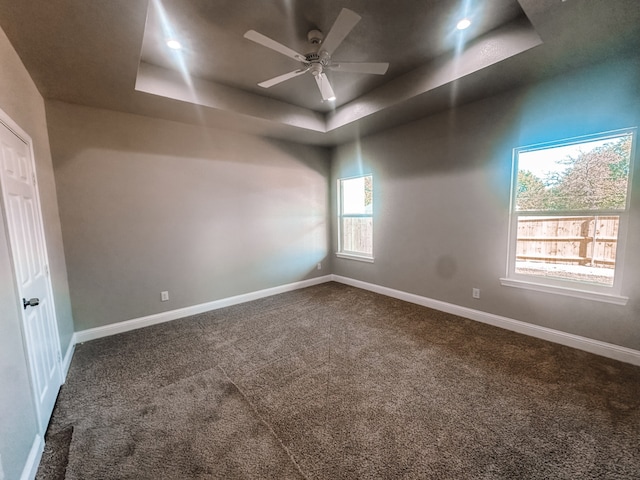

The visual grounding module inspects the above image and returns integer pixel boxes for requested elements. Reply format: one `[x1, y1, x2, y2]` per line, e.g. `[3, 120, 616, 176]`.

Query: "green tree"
[364, 175, 372, 208]
[516, 170, 549, 210]
[550, 135, 631, 210]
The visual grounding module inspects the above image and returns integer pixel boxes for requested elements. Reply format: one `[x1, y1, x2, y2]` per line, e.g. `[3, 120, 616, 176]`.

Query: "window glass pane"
[515, 215, 618, 286]
[342, 176, 373, 215]
[516, 134, 632, 212]
[342, 217, 373, 255]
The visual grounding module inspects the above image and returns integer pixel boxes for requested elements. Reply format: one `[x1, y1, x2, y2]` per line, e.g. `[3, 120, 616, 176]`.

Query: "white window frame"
[500, 128, 636, 305]
[336, 174, 374, 262]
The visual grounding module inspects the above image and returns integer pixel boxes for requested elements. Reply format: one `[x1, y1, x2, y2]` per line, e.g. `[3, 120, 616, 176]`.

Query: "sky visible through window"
[342, 176, 372, 215]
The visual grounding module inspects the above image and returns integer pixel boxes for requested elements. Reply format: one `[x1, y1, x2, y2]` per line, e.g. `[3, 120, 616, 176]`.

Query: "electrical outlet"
[472, 288, 480, 299]
[161, 291, 169, 302]
[317, 262, 322, 270]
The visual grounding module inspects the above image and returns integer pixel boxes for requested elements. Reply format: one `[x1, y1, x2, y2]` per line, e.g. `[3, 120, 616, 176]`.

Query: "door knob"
[23, 297, 40, 309]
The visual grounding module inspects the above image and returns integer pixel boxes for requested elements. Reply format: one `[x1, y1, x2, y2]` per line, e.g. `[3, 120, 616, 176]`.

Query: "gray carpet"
[37, 282, 640, 479]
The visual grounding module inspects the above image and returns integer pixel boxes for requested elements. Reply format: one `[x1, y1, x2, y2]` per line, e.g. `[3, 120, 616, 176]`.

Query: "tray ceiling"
[0, 1, 639, 145]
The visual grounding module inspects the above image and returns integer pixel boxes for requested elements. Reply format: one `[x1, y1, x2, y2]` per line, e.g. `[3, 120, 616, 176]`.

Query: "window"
[502, 128, 636, 304]
[337, 175, 373, 261]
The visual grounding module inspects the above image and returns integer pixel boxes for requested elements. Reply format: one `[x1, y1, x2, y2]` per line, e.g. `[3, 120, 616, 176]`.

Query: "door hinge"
[32, 172, 36, 186]
[44, 264, 49, 276]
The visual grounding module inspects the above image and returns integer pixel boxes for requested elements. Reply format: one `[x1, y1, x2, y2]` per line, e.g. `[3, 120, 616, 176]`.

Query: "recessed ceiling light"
[166, 39, 182, 50]
[456, 18, 472, 30]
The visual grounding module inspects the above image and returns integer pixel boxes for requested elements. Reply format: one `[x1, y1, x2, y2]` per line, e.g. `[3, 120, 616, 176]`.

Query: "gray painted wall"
[0, 26, 74, 480]
[332, 56, 640, 351]
[46, 102, 331, 331]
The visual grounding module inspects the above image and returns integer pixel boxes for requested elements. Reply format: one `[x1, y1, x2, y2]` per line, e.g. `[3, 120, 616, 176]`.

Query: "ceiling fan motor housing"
[305, 30, 331, 71]
[304, 50, 331, 70]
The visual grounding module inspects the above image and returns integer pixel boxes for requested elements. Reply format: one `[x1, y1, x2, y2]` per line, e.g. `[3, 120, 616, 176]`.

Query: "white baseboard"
[20, 434, 44, 480]
[331, 275, 640, 366]
[74, 275, 333, 343]
[61, 338, 75, 382]
[71, 272, 639, 366]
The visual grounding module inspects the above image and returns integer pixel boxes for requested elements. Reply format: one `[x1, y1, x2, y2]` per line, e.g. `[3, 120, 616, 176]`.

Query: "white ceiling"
[0, 1, 639, 146]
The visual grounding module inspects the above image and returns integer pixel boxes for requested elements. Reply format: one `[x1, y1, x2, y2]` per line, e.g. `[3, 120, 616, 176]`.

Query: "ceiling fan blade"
[329, 62, 389, 75]
[321, 8, 361, 56]
[244, 30, 306, 62]
[257, 68, 310, 88]
[314, 73, 336, 101]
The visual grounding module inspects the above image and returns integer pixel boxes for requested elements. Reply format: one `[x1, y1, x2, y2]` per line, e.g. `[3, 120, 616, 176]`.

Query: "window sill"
[336, 252, 374, 263]
[499, 278, 628, 305]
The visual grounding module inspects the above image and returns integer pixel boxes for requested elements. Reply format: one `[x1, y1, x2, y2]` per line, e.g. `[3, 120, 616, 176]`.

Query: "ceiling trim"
[136, 62, 326, 132]
[327, 17, 541, 132]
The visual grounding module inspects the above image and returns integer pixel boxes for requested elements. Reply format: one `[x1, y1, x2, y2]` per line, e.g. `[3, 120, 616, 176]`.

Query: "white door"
[0, 114, 63, 434]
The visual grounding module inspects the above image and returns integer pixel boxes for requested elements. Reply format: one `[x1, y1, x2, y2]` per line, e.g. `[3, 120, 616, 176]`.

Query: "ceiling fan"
[244, 8, 389, 102]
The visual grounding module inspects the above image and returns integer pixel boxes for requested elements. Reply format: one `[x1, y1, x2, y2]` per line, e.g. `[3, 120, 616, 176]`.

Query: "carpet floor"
[37, 282, 640, 479]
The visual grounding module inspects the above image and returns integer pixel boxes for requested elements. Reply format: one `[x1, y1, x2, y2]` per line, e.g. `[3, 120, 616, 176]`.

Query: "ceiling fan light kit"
[244, 8, 389, 102]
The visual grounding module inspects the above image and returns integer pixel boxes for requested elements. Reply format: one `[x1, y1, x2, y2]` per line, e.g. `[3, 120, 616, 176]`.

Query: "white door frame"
[0, 106, 63, 433]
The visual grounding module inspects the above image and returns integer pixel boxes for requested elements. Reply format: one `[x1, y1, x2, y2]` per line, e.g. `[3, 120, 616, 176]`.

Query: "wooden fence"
[342, 217, 373, 254]
[516, 216, 618, 268]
